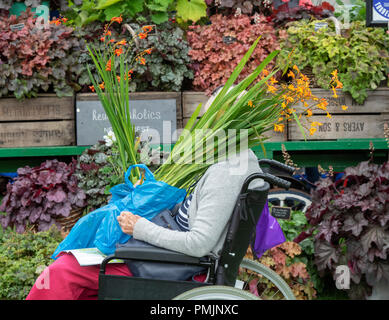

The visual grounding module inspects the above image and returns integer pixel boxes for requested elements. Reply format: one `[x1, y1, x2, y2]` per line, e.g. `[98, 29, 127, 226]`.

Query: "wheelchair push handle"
[242, 172, 291, 191]
[258, 159, 295, 175]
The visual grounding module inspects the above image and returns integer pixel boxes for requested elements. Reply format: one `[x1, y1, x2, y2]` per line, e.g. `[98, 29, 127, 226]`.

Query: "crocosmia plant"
[87, 16, 154, 184]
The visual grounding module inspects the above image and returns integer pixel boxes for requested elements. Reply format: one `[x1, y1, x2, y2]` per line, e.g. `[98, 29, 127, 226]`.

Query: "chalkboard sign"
[76, 98, 177, 146]
[271, 206, 291, 220]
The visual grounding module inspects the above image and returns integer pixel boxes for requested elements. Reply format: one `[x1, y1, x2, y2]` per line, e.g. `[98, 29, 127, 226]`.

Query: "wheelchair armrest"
[114, 245, 202, 265]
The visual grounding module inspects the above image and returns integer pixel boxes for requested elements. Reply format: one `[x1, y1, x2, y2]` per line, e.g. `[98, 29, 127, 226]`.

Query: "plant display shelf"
[0, 146, 88, 172]
[253, 138, 388, 172]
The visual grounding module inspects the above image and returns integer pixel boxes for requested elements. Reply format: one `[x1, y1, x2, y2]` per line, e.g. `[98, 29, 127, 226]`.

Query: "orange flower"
[50, 19, 61, 26]
[248, 100, 253, 107]
[306, 108, 313, 117]
[287, 70, 295, 79]
[331, 70, 338, 78]
[116, 39, 127, 46]
[109, 39, 115, 43]
[137, 57, 146, 65]
[89, 85, 95, 92]
[262, 69, 270, 76]
[114, 48, 123, 56]
[105, 30, 112, 36]
[309, 127, 317, 135]
[139, 32, 148, 39]
[100, 36, 105, 42]
[99, 82, 105, 90]
[105, 59, 112, 72]
[62, 18, 68, 23]
[142, 25, 153, 33]
[111, 16, 123, 24]
[116, 76, 121, 83]
[144, 48, 153, 55]
[293, 65, 300, 73]
[341, 105, 348, 111]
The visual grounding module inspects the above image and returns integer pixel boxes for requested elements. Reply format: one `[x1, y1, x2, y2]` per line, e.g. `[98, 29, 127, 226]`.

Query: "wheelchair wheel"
[237, 258, 296, 300]
[268, 188, 312, 212]
[173, 258, 295, 300]
[173, 285, 260, 300]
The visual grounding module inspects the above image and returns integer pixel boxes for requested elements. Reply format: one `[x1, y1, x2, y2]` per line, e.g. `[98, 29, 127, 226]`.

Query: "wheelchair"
[98, 159, 296, 300]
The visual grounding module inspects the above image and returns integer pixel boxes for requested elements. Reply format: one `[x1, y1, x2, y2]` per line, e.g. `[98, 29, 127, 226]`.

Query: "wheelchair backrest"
[216, 178, 270, 286]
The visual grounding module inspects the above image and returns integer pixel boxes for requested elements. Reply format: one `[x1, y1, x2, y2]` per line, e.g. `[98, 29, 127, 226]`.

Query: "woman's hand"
[117, 211, 141, 236]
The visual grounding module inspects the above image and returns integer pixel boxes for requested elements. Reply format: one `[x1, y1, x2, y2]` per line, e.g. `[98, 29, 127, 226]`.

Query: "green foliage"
[0, 9, 82, 99]
[74, 141, 124, 212]
[278, 19, 389, 104]
[334, 0, 366, 22]
[74, 20, 193, 92]
[63, 0, 206, 26]
[270, 208, 324, 294]
[0, 226, 62, 300]
[125, 21, 194, 92]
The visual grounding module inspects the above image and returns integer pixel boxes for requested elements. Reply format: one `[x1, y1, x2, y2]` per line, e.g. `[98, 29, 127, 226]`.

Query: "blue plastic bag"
[51, 164, 187, 258]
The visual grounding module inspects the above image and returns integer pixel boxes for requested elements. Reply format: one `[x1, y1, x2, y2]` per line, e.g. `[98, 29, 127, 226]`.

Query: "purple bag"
[253, 202, 285, 258]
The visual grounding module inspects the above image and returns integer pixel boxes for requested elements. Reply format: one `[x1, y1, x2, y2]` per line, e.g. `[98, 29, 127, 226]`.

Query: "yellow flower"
[267, 85, 277, 94]
[331, 86, 338, 98]
[274, 123, 285, 132]
[326, 113, 332, 119]
[309, 127, 317, 135]
[312, 121, 323, 127]
[341, 105, 348, 111]
[306, 108, 313, 117]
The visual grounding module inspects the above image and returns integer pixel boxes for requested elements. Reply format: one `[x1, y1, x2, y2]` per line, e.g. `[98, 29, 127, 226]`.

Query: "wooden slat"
[288, 114, 389, 140]
[294, 88, 389, 114]
[182, 117, 287, 142]
[0, 121, 75, 148]
[0, 94, 74, 121]
[182, 91, 209, 118]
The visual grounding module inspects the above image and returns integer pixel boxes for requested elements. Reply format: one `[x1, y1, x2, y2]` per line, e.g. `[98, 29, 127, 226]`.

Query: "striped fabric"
[175, 194, 192, 231]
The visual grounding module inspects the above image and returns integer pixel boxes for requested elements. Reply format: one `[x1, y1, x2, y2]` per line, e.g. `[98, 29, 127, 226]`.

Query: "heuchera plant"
[306, 161, 389, 299]
[244, 242, 317, 300]
[269, 1, 334, 27]
[278, 19, 389, 104]
[187, 13, 280, 95]
[0, 9, 82, 99]
[0, 160, 86, 233]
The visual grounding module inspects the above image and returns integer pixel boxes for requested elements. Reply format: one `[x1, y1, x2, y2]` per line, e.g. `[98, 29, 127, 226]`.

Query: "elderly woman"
[26, 149, 269, 300]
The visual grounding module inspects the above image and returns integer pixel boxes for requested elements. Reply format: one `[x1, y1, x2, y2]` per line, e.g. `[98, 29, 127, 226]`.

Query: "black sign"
[271, 206, 291, 220]
[223, 36, 237, 45]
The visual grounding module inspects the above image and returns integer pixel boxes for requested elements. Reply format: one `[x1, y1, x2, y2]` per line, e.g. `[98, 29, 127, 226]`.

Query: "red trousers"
[26, 253, 132, 300]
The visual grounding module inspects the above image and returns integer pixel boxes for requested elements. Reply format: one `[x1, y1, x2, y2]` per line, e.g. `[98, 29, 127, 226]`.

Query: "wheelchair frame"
[98, 160, 293, 300]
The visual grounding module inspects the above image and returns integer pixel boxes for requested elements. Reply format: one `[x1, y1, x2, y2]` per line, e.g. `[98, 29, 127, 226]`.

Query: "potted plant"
[0, 159, 86, 233]
[277, 19, 389, 104]
[306, 160, 389, 299]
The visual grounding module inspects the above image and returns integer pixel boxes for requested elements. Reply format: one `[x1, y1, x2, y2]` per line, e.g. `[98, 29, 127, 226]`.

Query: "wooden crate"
[288, 88, 389, 140]
[0, 94, 75, 148]
[181, 91, 287, 142]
